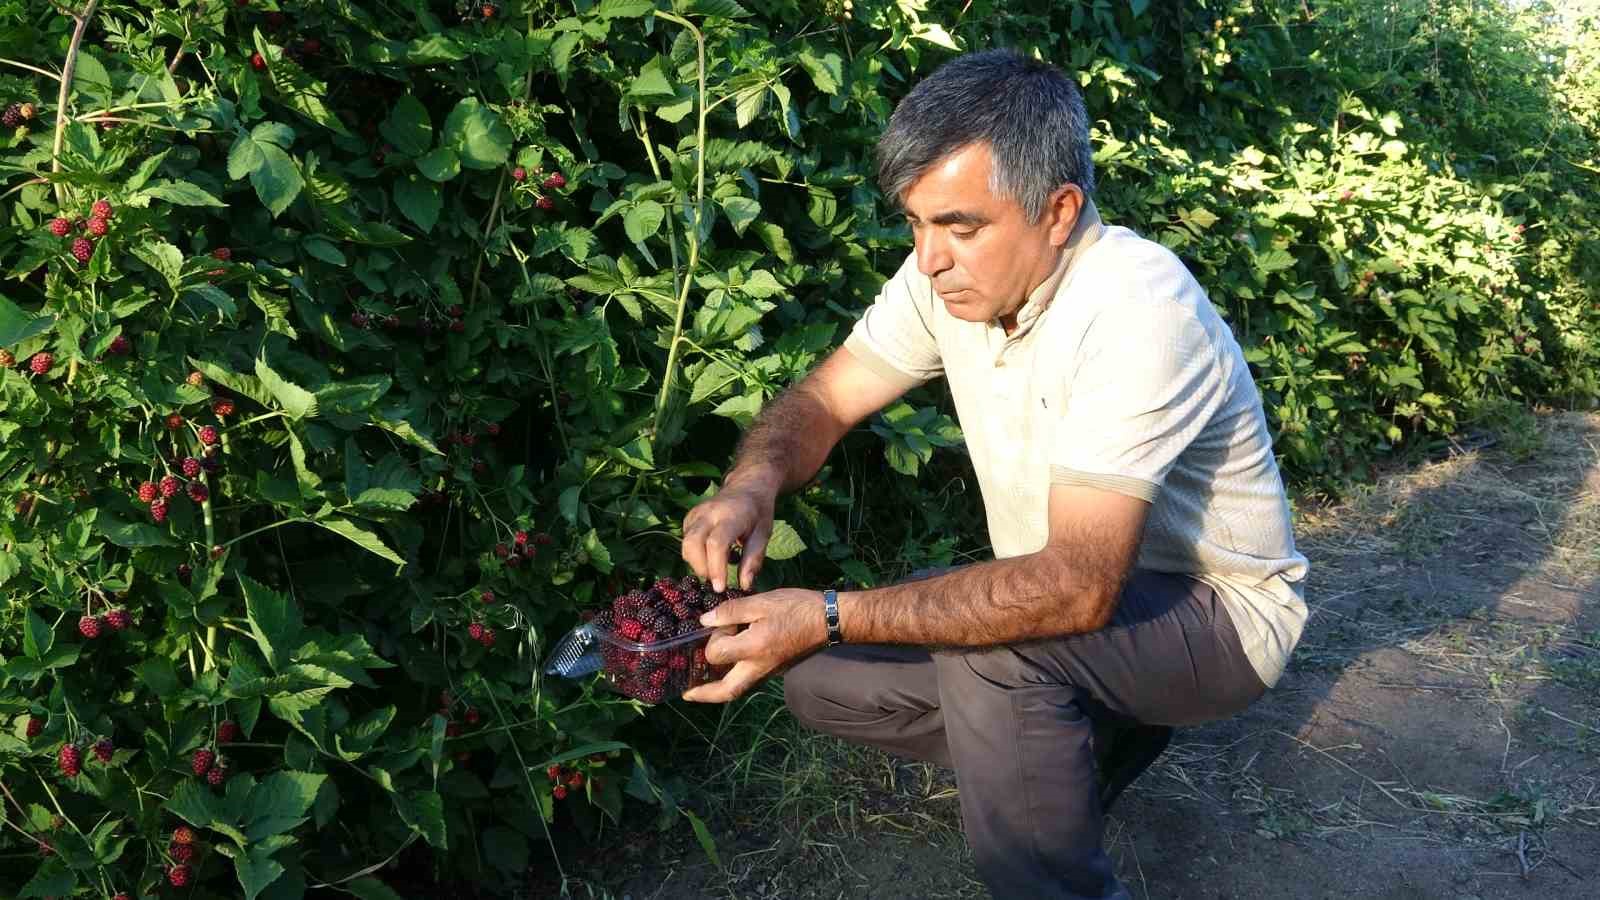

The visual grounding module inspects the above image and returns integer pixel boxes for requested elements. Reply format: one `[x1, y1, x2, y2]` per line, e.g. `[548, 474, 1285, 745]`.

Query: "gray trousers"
[781, 569, 1267, 899]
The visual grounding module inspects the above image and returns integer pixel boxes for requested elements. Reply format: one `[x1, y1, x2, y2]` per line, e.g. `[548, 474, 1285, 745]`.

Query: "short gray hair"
[875, 49, 1096, 224]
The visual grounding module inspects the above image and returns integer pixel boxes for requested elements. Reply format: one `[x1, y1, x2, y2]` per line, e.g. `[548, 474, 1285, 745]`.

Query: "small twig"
[1540, 706, 1600, 735]
[1517, 830, 1530, 878]
[0, 56, 62, 80]
[51, 0, 101, 207]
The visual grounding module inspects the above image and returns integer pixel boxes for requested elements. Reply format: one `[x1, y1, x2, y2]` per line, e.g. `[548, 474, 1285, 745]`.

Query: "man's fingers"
[737, 518, 772, 592]
[680, 514, 711, 580]
[702, 524, 744, 592]
[699, 596, 763, 629]
[681, 661, 762, 703]
[701, 625, 758, 667]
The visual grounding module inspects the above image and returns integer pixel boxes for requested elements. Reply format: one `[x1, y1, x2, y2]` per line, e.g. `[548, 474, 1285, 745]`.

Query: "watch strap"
[823, 589, 843, 646]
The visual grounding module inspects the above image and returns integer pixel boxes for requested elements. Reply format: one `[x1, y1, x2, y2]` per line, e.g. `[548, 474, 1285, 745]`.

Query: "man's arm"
[835, 483, 1149, 646]
[682, 345, 915, 590]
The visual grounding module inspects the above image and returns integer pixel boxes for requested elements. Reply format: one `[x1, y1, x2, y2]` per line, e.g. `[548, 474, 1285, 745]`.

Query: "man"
[677, 49, 1309, 899]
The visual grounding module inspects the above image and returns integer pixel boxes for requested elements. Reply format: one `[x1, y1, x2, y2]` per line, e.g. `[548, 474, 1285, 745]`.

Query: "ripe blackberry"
[26, 715, 43, 738]
[1, 103, 19, 127]
[138, 481, 158, 503]
[477, 627, 496, 648]
[58, 743, 82, 777]
[187, 481, 208, 503]
[591, 609, 613, 631]
[71, 237, 93, 263]
[106, 334, 130, 355]
[636, 607, 660, 630]
[217, 720, 241, 743]
[160, 475, 181, 498]
[676, 619, 700, 638]
[93, 738, 114, 762]
[28, 352, 52, 375]
[182, 456, 201, 477]
[106, 608, 130, 631]
[48, 217, 71, 237]
[191, 748, 215, 776]
[176, 563, 193, 585]
[616, 618, 643, 641]
[170, 841, 195, 863]
[78, 615, 103, 639]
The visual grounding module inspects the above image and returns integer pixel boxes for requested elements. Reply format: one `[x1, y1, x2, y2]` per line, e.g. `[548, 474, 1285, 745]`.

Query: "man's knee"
[779, 652, 831, 725]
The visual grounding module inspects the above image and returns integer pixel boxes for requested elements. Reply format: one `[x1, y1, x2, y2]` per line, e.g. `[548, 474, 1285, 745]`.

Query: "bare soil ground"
[535, 410, 1600, 899]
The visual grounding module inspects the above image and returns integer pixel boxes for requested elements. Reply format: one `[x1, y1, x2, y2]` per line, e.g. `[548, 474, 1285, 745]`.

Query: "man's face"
[900, 142, 1079, 328]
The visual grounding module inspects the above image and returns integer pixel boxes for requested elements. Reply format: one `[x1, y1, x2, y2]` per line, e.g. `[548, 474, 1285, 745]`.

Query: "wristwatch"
[823, 589, 843, 646]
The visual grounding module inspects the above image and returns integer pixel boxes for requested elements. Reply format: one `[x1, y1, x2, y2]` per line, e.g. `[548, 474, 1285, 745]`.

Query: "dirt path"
[540, 410, 1600, 899]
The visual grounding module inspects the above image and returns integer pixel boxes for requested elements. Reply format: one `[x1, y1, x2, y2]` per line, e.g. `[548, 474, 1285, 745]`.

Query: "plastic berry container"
[543, 577, 739, 703]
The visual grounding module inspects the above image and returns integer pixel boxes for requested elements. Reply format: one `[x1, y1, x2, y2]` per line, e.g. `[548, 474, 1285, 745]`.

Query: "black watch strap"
[823, 589, 843, 646]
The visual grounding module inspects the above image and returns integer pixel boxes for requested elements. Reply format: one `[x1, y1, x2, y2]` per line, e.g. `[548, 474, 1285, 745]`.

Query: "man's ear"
[1047, 184, 1084, 247]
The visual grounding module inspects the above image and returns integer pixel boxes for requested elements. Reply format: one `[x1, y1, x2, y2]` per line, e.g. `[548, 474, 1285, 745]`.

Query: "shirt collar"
[1005, 198, 1106, 333]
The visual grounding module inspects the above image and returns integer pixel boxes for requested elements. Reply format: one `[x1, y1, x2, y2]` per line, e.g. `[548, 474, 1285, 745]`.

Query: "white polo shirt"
[842, 201, 1310, 687]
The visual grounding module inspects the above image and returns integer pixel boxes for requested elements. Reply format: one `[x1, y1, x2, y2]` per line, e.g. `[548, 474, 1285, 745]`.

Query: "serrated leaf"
[626, 56, 677, 102]
[394, 176, 441, 233]
[241, 573, 304, 671]
[0, 295, 56, 346]
[314, 516, 405, 566]
[98, 512, 175, 547]
[598, 0, 656, 15]
[253, 143, 304, 217]
[132, 241, 183, 296]
[623, 201, 665, 244]
[17, 858, 74, 899]
[395, 790, 447, 848]
[243, 771, 326, 842]
[143, 180, 226, 207]
[443, 98, 511, 170]
[166, 778, 224, 829]
[255, 357, 318, 419]
[719, 196, 760, 236]
[764, 520, 806, 560]
[581, 528, 613, 573]
[381, 95, 433, 157]
[733, 85, 766, 128]
[680, 0, 751, 17]
[23, 609, 52, 661]
[797, 48, 843, 95]
[235, 846, 287, 900]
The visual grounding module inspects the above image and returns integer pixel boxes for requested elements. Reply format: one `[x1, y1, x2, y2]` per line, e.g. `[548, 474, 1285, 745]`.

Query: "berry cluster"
[1, 100, 35, 127]
[509, 164, 567, 210]
[78, 606, 131, 639]
[589, 576, 742, 703]
[45, 198, 114, 266]
[192, 747, 229, 788]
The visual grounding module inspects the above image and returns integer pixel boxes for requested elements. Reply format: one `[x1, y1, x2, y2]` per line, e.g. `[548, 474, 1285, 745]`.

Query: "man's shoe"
[1095, 723, 1173, 813]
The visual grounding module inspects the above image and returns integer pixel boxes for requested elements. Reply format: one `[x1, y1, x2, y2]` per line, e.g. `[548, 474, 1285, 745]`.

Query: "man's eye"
[952, 228, 978, 239]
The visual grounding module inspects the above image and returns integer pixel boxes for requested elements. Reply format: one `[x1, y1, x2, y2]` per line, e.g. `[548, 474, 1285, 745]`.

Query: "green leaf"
[143, 180, 226, 207]
[395, 790, 447, 848]
[683, 808, 722, 868]
[301, 236, 346, 266]
[0, 295, 56, 346]
[255, 357, 318, 419]
[719, 196, 760, 236]
[394, 176, 442, 233]
[582, 528, 613, 573]
[733, 85, 766, 128]
[381, 95, 433, 157]
[764, 520, 806, 560]
[314, 517, 405, 566]
[797, 49, 844, 95]
[482, 826, 530, 873]
[240, 573, 304, 672]
[23, 609, 52, 661]
[623, 201, 665, 244]
[416, 146, 461, 182]
[243, 771, 326, 841]
[1255, 248, 1296, 275]
[626, 56, 677, 102]
[253, 143, 304, 217]
[442, 98, 511, 170]
[131, 241, 183, 296]
[98, 512, 175, 547]
[235, 846, 287, 900]
[17, 858, 74, 899]
[598, 0, 656, 16]
[680, 0, 751, 16]
[166, 778, 224, 829]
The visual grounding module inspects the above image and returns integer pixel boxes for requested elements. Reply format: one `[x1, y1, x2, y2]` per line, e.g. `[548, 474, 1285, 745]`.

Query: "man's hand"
[680, 588, 827, 703]
[681, 481, 777, 592]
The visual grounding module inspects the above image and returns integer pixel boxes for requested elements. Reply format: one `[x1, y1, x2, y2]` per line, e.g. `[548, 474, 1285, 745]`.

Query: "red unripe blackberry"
[58, 743, 82, 777]
[107, 334, 130, 355]
[546, 764, 561, 780]
[138, 481, 158, 503]
[250, 51, 266, 71]
[71, 237, 93, 262]
[486, 422, 500, 436]
[0, 349, 12, 368]
[266, 11, 286, 27]
[217, 720, 241, 743]
[186, 370, 205, 387]
[206, 764, 228, 787]
[79, 615, 103, 639]
[187, 481, 208, 503]
[511, 166, 526, 182]
[182, 456, 201, 477]
[211, 246, 231, 261]
[28, 352, 52, 375]
[212, 398, 235, 417]
[514, 530, 528, 545]
[48, 217, 71, 237]
[445, 722, 462, 738]
[106, 608, 130, 631]
[567, 771, 584, 787]
[172, 825, 195, 844]
[91, 199, 113, 220]
[86, 216, 109, 237]
[150, 499, 168, 523]
[494, 544, 509, 559]
[198, 425, 219, 445]
[471, 459, 486, 475]
[459, 432, 476, 448]
[536, 196, 554, 210]
[450, 319, 465, 334]
[477, 627, 496, 648]
[191, 748, 215, 776]
[93, 737, 114, 762]
[447, 304, 464, 318]
[176, 563, 193, 585]
[165, 412, 184, 430]
[553, 784, 567, 799]
[350, 311, 370, 328]
[302, 38, 321, 54]
[534, 532, 553, 545]
[113, 893, 131, 900]
[170, 841, 195, 863]
[480, 590, 495, 604]
[543, 172, 566, 190]
[160, 475, 181, 498]
[464, 707, 480, 725]
[468, 623, 485, 642]
[168, 864, 192, 887]
[26, 715, 43, 738]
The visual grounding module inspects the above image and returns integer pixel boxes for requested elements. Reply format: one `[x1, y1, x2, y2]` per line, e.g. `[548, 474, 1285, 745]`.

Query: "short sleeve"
[842, 253, 943, 389]
[1050, 301, 1225, 502]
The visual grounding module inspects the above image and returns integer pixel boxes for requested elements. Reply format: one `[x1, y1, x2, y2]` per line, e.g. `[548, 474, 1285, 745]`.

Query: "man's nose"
[916, 229, 953, 279]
